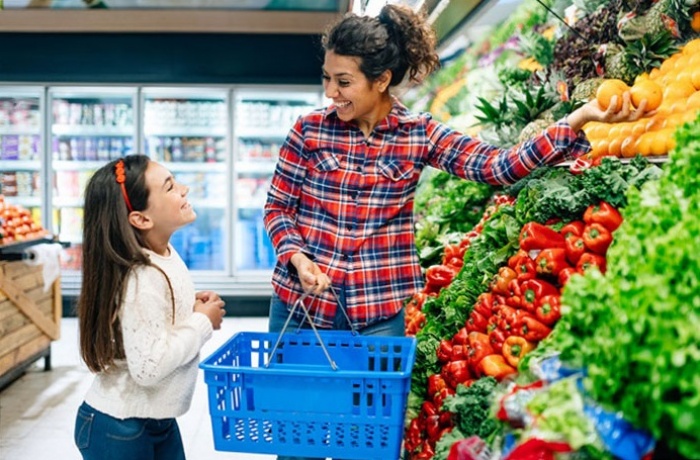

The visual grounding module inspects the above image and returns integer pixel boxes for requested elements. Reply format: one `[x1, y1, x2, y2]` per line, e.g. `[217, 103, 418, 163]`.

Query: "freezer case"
[0, 88, 44, 224]
[142, 87, 229, 272]
[49, 86, 137, 272]
[232, 87, 322, 276]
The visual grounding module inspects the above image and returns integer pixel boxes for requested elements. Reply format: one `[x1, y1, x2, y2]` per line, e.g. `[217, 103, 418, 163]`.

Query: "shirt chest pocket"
[310, 149, 340, 172]
[378, 158, 414, 182]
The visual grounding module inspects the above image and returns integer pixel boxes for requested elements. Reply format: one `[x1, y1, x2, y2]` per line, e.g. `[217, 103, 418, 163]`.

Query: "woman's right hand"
[290, 252, 331, 295]
[194, 293, 226, 330]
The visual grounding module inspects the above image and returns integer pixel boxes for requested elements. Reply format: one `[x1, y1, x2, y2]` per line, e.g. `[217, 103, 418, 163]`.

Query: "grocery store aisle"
[0, 316, 276, 460]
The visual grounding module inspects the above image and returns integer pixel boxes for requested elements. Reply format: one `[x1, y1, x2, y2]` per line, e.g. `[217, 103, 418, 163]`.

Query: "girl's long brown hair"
[78, 154, 154, 373]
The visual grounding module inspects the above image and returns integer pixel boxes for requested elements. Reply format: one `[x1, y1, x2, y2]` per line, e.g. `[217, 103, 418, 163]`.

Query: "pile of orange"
[584, 38, 700, 158]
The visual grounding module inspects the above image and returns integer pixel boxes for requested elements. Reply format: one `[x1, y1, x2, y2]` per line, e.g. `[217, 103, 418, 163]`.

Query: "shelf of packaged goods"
[0, 127, 40, 136]
[235, 161, 276, 174]
[167, 162, 227, 173]
[144, 127, 227, 137]
[2, 197, 41, 208]
[235, 127, 288, 139]
[52, 197, 83, 208]
[52, 125, 134, 137]
[52, 160, 105, 171]
[0, 161, 41, 171]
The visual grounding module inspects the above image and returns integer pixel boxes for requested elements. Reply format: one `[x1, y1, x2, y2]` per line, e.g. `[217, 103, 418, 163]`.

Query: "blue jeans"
[74, 402, 186, 460]
[268, 292, 405, 460]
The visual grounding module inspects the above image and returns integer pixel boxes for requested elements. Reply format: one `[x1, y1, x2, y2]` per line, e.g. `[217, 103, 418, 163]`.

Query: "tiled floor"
[0, 316, 277, 460]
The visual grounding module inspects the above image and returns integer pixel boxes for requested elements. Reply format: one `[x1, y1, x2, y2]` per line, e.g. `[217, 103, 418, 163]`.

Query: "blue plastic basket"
[200, 330, 417, 459]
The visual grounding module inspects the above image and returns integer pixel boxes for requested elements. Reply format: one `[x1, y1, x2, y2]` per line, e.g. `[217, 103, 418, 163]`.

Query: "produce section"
[402, 0, 700, 458]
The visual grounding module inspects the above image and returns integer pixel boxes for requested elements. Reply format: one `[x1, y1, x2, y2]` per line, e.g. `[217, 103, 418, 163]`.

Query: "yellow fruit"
[596, 79, 629, 111]
[620, 135, 639, 158]
[691, 68, 700, 91]
[659, 54, 681, 76]
[635, 133, 654, 156]
[631, 121, 647, 136]
[664, 80, 697, 101]
[650, 131, 670, 156]
[649, 68, 661, 80]
[690, 15, 700, 34]
[630, 80, 663, 111]
[687, 91, 700, 110]
[634, 73, 650, 85]
[608, 136, 623, 157]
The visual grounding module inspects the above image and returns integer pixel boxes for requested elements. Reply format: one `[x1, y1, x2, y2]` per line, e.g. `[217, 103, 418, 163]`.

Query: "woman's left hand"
[567, 92, 649, 132]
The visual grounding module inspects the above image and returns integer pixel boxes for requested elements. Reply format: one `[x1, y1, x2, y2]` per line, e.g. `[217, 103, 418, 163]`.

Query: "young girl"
[73, 154, 226, 460]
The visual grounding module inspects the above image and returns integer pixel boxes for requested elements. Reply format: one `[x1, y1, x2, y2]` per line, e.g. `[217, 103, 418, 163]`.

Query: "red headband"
[114, 159, 134, 212]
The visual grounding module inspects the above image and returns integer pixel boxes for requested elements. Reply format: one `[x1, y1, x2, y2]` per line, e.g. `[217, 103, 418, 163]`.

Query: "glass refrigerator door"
[0, 87, 43, 225]
[142, 88, 228, 272]
[49, 87, 137, 272]
[233, 87, 321, 275]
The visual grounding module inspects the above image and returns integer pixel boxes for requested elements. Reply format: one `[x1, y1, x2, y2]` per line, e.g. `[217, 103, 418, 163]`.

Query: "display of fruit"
[595, 78, 630, 111]
[0, 195, 49, 245]
[604, 31, 679, 85]
[584, 39, 700, 158]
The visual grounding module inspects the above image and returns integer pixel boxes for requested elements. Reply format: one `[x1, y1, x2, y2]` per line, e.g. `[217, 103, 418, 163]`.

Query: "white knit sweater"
[84, 246, 213, 419]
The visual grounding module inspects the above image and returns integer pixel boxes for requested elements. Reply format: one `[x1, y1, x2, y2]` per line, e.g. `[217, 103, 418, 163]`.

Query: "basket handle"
[264, 287, 355, 370]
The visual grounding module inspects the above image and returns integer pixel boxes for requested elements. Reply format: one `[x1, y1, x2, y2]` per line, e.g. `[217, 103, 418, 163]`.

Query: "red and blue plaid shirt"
[263, 99, 590, 329]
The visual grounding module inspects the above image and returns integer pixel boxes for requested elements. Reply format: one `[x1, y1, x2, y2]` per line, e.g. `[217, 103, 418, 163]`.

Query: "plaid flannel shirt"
[263, 99, 590, 329]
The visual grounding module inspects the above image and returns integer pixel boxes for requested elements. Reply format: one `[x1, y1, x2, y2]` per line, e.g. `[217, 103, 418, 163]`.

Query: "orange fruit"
[650, 131, 669, 156]
[691, 68, 700, 91]
[664, 80, 696, 101]
[608, 136, 623, 157]
[596, 79, 629, 111]
[620, 135, 639, 158]
[631, 121, 647, 136]
[691, 12, 700, 33]
[635, 133, 654, 156]
[630, 80, 663, 111]
[687, 91, 700, 110]
[649, 67, 661, 80]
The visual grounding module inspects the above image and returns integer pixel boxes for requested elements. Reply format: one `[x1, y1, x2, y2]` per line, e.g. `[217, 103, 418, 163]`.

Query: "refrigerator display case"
[0, 84, 323, 297]
[142, 87, 229, 272]
[232, 88, 322, 275]
[0, 88, 43, 224]
[49, 86, 137, 272]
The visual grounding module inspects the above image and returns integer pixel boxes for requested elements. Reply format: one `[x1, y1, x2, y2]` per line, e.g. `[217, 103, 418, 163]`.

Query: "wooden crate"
[0, 260, 61, 384]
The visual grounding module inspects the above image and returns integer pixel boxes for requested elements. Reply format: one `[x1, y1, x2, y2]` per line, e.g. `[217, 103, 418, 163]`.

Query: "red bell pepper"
[472, 292, 495, 318]
[467, 331, 494, 372]
[519, 222, 566, 251]
[564, 235, 586, 265]
[425, 414, 441, 443]
[467, 310, 489, 333]
[405, 292, 428, 311]
[452, 326, 469, 346]
[558, 267, 578, 287]
[519, 279, 559, 312]
[495, 305, 525, 333]
[514, 255, 537, 281]
[451, 344, 468, 361]
[560, 220, 585, 239]
[479, 354, 517, 381]
[422, 400, 438, 417]
[582, 223, 613, 255]
[427, 373, 447, 398]
[506, 279, 524, 308]
[425, 264, 456, 288]
[518, 314, 552, 341]
[441, 360, 472, 389]
[583, 201, 623, 232]
[491, 266, 517, 295]
[535, 248, 570, 277]
[436, 340, 453, 363]
[508, 250, 529, 270]
[502, 335, 536, 368]
[442, 243, 466, 265]
[577, 252, 607, 274]
[433, 386, 455, 410]
[535, 295, 562, 326]
[488, 328, 507, 354]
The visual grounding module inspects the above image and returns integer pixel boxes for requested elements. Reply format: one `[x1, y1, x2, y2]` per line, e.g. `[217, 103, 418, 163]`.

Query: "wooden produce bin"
[0, 258, 61, 391]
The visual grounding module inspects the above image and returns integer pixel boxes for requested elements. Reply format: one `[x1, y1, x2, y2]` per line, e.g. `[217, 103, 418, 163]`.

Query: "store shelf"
[144, 127, 227, 137]
[235, 161, 276, 174]
[52, 160, 104, 171]
[168, 162, 227, 173]
[0, 160, 40, 171]
[52, 125, 134, 137]
[236, 127, 289, 139]
[191, 198, 226, 209]
[2, 197, 41, 207]
[0, 127, 40, 136]
[52, 197, 83, 208]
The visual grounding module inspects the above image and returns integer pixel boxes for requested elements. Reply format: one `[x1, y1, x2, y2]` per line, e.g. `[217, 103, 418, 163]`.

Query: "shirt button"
[349, 191, 357, 199]
[355, 166, 362, 172]
[346, 224, 353, 231]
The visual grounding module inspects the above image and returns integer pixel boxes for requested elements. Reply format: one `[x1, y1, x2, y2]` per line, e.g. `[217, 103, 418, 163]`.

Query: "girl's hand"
[290, 252, 331, 295]
[567, 92, 649, 132]
[194, 295, 226, 330]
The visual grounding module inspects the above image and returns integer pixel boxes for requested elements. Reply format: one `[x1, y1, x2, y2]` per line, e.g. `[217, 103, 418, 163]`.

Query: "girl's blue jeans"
[268, 291, 405, 460]
[74, 402, 186, 460]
